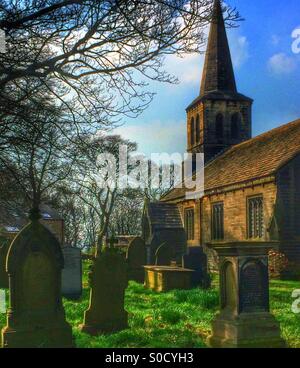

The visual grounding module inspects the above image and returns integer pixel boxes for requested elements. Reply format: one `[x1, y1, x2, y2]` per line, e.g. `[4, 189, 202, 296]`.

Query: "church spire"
[200, 0, 237, 96]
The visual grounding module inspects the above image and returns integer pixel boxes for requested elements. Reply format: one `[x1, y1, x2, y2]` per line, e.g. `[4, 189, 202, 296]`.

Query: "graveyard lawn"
[0, 262, 299, 348]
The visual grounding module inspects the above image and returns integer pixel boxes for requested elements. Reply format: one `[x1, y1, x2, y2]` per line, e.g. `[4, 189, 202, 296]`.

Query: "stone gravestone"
[240, 260, 269, 313]
[148, 233, 161, 264]
[182, 247, 211, 288]
[1, 213, 73, 348]
[155, 241, 174, 266]
[61, 246, 82, 300]
[81, 247, 128, 335]
[126, 237, 146, 283]
[206, 241, 285, 348]
[0, 236, 10, 288]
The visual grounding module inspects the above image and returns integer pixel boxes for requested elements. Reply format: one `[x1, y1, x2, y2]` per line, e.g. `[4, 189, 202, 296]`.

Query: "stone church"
[142, 0, 300, 277]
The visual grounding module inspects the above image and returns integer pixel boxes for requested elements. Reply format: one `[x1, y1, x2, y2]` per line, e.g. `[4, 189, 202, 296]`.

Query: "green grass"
[68, 283, 217, 348]
[269, 279, 300, 348]
[0, 261, 299, 348]
[63, 263, 300, 348]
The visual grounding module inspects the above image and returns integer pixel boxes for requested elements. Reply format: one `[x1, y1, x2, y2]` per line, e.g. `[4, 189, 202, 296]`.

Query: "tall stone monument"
[81, 247, 128, 335]
[1, 210, 73, 348]
[126, 237, 146, 283]
[206, 241, 285, 348]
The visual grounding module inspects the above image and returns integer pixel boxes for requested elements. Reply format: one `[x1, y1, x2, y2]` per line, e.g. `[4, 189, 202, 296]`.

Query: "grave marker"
[81, 247, 128, 335]
[1, 213, 73, 348]
[155, 241, 174, 266]
[126, 237, 146, 283]
[0, 237, 9, 288]
[182, 247, 210, 288]
[61, 246, 82, 300]
[206, 241, 285, 348]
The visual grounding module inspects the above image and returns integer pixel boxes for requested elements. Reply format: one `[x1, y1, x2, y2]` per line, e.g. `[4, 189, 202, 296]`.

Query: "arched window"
[191, 117, 195, 146]
[216, 113, 224, 140]
[196, 114, 200, 143]
[231, 113, 240, 140]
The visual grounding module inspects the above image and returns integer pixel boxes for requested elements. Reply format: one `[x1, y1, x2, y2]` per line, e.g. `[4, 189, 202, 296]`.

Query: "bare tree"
[109, 188, 144, 236]
[0, 115, 76, 218]
[70, 133, 137, 253]
[51, 185, 86, 248]
[0, 0, 241, 131]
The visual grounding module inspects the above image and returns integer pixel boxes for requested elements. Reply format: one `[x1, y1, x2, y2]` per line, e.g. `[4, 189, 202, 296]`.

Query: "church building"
[142, 0, 300, 277]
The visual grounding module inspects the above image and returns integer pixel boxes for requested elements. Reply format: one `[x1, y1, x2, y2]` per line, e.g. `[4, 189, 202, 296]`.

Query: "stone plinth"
[144, 265, 193, 292]
[206, 241, 285, 348]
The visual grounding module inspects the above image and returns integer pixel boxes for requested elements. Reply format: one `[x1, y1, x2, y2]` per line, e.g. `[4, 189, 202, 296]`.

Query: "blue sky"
[114, 0, 300, 158]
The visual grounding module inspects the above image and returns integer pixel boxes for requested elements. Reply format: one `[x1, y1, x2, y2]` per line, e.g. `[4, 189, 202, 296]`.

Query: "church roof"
[0, 203, 62, 233]
[186, 91, 253, 111]
[161, 118, 300, 201]
[146, 202, 183, 229]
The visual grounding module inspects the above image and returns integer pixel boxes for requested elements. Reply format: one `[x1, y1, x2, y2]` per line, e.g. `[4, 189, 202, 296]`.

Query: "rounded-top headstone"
[126, 236, 146, 283]
[126, 237, 146, 268]
[155, 241, 174, 266]
[1, 219, 73, 348]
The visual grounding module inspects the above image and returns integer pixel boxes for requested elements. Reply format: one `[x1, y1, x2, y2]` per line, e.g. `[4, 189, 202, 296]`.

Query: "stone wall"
[166, 169, 300, 278]
[276, 154, 300, 277]
[201, 181, 277, 271]
[187, 99, 252, 161]
[202, 181, 277, 242]
[177, 200, 201, 247]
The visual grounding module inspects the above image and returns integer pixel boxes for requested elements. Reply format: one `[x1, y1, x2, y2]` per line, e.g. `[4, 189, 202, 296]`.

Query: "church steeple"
[186, 0, 253, 164]
[200, 0, 237, 96]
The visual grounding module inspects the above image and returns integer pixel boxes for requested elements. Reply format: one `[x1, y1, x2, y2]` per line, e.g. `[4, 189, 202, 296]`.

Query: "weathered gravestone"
[182, 247, 211, 288]
[0, 236, 9, 288]
[61, 246, 82, 300]
[155, 241, 174, 266]
[1, 213, 73, 348]
[206, 241, 285, 348]
[126, 237, 146, 283]
[148, 233, 162, 264]
[81, 247, 128, 335]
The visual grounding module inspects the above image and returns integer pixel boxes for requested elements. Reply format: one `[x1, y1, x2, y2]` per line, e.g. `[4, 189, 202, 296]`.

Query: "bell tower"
[187, 0, 253, 164]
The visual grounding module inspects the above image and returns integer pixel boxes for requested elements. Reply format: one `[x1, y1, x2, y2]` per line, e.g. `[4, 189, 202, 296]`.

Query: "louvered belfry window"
[212, 203, 224, 240]
[248, 196, 264, 238]
[185, 208, 195, 240]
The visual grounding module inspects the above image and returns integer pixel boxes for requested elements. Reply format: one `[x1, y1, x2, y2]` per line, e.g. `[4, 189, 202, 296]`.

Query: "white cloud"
[161, 30, 249, 88]
[164, 53, 205, 86]
[268, 53, 297, 75]
[229, 34, 249, 68]
[114, 120, 186, 159]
